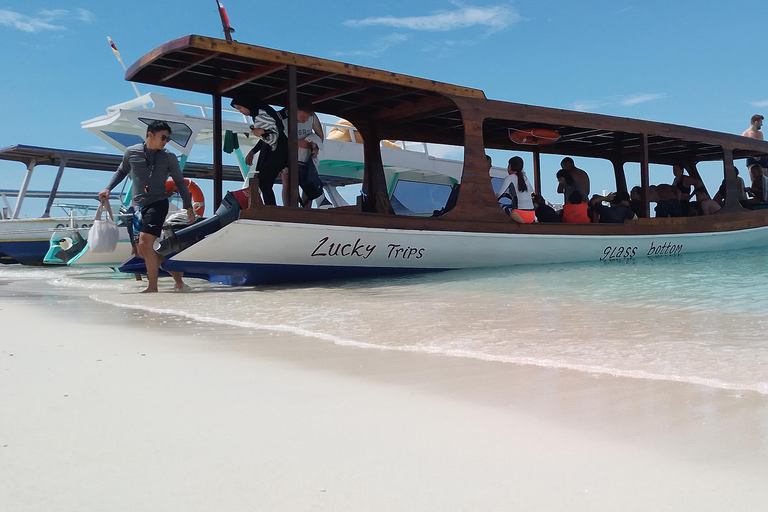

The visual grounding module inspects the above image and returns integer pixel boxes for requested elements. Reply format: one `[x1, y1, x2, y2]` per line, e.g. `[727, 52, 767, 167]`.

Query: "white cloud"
[751, 100, 768, 108]
[570, 93, 666, 112]
[345, 4, 521, 34]
[75, 9, 95, 22]
[0, 8, 94, 33]
[620, 93, 666, 106]
[336, 33, 409, 57]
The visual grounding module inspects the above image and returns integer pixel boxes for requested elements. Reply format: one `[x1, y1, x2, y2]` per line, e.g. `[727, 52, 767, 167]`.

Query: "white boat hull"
[160, 219, 768, 285]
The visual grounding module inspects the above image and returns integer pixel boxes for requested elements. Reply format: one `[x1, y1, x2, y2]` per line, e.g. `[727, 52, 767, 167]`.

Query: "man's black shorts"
[138, 199, 169, 238]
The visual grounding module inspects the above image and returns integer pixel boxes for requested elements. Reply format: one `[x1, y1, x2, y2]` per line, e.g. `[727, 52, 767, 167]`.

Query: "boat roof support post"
[446, 102, 506, 221]
[358, 122, 392, 213]
[11, 158, 35, 219]
[212, 92, 223, 210]
[287, 65, 299, 208]
[612, 159, 628, 195]
[721, 148, 741, 213]
[533, 150, 541, 195]
[42, 156, 68, 218]
[639, 133, 650, 219]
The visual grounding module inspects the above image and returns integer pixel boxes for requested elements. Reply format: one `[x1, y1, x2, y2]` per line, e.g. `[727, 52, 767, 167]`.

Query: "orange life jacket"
[562, 202, 590, 223]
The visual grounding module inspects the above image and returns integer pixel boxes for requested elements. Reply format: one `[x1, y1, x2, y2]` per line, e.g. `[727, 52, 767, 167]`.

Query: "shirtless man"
[742, 114, 764, 140]
[557, 157, 590, 197]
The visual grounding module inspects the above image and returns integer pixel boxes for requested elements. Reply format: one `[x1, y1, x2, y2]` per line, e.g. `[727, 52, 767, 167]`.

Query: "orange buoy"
[508, 128, 560, 145]
[165, 178, 205, 217]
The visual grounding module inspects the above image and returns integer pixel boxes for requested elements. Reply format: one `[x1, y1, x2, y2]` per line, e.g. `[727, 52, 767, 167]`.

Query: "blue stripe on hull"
[0, 240, 52, 266]
[160, 259, 448, 286]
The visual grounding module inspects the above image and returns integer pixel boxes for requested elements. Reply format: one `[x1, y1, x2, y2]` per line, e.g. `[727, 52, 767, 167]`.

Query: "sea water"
[1, 249, 767, 394]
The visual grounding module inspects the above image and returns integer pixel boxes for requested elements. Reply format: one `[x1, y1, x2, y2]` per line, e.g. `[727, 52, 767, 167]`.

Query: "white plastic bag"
[88, 200, 119, 253]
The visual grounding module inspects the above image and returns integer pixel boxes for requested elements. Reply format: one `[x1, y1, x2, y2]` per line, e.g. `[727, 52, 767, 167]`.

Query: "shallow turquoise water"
[2, 249, 767, 394]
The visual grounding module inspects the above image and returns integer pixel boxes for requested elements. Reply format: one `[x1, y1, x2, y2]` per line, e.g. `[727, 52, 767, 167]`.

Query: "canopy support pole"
[42, 157, 67, 218]
[12, 158, 35, 219]
[287, 65, 299, 207]
[721, 148, 741, 212]
[612, 160, 628, 196]
[639, 133, 650, 219]
[213, 92, 223, 210]
[532, 150, 541, 195]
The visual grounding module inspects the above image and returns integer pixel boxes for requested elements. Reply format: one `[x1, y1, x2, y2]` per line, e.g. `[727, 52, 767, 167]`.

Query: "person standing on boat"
[99, 120, 194, 293]
[231, 94, 288, 206]
[278, 99, 324, 207]
[558, 157, 590, 197]
[742, 114, 764, 140]
[496, 156, 535, 223]
[555, 168, 588, 205]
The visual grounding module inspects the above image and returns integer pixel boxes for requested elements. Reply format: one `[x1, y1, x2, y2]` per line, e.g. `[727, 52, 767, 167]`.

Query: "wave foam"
[88, 295, 768, 396]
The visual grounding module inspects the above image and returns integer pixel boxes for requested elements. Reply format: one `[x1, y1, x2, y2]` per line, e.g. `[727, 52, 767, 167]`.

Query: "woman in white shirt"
[495, 156, 535, 223]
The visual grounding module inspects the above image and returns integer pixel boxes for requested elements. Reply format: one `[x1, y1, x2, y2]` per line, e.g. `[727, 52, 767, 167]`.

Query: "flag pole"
[108, 36, 142, 99]
[215, 0, 235, 42]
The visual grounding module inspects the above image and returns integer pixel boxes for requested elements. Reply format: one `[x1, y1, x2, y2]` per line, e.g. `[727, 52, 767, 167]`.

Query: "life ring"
[165, 178, 205, 217]
[508, 128, 560, 145]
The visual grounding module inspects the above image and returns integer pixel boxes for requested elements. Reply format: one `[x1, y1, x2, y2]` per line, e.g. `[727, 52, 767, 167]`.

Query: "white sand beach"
[2, 292, 768, 511]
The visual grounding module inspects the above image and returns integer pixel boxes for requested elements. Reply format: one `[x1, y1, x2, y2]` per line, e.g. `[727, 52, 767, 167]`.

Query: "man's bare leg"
[156, 252, 186, 291]
[137, 232, 160, 292]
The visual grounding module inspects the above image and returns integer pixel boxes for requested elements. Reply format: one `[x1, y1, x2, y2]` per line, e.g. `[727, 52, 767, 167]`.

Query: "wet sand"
[1, 289, 767, 511]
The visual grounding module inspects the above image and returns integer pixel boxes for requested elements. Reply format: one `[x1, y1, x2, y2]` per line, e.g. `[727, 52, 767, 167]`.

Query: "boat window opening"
[138, 118, 193, 148]
[390, 180, 453, 216]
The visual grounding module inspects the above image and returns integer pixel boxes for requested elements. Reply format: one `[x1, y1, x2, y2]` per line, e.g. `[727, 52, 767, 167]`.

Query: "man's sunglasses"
[159, 134, 171, 142]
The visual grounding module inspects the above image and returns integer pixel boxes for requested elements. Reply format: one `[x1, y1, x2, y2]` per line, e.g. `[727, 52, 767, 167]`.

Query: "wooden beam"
[212, 93, 223, 210]
[640, 133, 650, 219]
[533, 151, 541, 195]
[160, 52, 221, 82]
[287, 65, 299, 208]
[371, 96, 454, 123]
[218, 63, 285, 94]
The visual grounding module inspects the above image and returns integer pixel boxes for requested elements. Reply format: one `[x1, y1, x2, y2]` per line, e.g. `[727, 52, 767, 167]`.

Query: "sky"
[1, 0, 767, 217]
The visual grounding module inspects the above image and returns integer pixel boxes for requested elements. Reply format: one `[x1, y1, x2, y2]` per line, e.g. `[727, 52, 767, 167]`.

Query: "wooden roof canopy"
[126, 35, 768, 166]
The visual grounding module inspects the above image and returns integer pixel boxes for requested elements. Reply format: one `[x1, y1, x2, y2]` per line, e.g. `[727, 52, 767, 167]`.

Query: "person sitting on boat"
[629, 186, 645, 218]
[495, 156, 535, 223]
[589, 192, 637, 223]
[532, 193, 560, 222]
[745, 164, 768, 205]
[558, 157, 590, 197]
[648, 184, 682, 217]
[556, 168, 588, 205]
[277, 99, 325, 207]
[561, 191, 590, 223]
[231, 93, 288, 206]
[692, 187, 721, 215]
[98, 120, 194, 293]
[742, 114, 764, 140]
[713, 166, 748, 207]
[671, 164, 701, 216]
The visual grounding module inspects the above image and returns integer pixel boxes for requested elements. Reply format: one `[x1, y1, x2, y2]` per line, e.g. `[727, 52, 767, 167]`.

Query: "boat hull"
[159, 218, 768, 286]
[0, 217, 94, 266]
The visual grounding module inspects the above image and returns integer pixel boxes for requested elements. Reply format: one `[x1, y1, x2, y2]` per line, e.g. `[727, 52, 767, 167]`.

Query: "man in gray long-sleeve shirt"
[99, 120, 194, 292]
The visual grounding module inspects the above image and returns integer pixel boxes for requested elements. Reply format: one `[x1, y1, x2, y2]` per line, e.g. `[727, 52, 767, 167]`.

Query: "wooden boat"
[120, 35, 768, 285]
